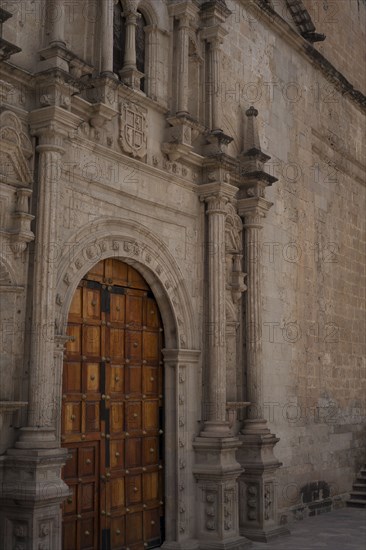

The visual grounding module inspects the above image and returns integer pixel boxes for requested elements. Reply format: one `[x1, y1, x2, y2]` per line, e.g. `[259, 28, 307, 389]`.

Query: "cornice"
[245, 0, 366, 113]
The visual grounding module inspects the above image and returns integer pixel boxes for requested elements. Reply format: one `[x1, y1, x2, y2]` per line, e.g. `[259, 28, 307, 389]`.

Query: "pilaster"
[0, 116, 71, 545]
[236, 107, 289, 541]
[193, 174, 250, 549]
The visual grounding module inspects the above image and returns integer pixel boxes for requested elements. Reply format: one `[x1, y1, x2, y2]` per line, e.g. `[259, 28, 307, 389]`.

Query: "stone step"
[350, 491, 366, 499]
[356, 476, 366, 483]
[347, 499, 366, 508]
[352, 483, 366, 491]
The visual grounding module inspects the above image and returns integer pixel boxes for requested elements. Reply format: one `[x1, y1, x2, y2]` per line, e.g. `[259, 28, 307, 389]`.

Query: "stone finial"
[239, 107, 277, 197]
[243, 106, 262, 157]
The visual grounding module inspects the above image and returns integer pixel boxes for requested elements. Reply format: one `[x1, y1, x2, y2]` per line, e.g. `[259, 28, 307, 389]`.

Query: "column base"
[119, 67, 144, 89]
[161, 539, 199, 549]
[15, 427, 58, 449]
[198, 536, 252, 549]
[200, 421, 233, 438]
[240, 525, 290, 542]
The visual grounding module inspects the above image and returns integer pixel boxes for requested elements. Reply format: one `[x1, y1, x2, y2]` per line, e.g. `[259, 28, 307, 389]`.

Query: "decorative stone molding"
[162, 349, 200, 549]
[0, 7, 21, 61]
[55, 219, 198, 351]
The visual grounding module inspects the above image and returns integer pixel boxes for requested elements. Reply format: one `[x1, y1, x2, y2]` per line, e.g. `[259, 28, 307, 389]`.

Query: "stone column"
[16, 130, 64, 448]
[48, 0, 65, 47]
[193, 179, 250, 550]
[144, 25, 158, 100]
[176, 14, 190, 116]
[201, 188, 232, 437]
[240, 203, 272, 424]
[235, 107, 289, 542]
[101, 0, 114, 75]
[119, 1, 143, 88]
[206, 37, 221, 131]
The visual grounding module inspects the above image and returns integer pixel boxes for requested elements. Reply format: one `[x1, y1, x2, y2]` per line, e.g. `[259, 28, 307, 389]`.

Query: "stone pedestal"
[237, 420, 289, 541]
[0, 448, 70, 550]
[193, 437, 251, 549]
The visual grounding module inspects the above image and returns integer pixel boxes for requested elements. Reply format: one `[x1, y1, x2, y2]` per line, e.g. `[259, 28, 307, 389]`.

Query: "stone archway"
[55, 219, 200, 548]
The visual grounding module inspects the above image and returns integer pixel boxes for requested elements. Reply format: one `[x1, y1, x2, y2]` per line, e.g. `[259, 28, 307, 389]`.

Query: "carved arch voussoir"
[55, 219, 197, 350]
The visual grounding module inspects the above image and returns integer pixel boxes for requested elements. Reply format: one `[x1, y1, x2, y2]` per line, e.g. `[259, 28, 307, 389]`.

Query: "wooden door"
[62, 259, 164, 550]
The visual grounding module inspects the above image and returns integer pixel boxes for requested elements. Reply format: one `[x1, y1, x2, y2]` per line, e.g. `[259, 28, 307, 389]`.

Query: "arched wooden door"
[61, 259, 164, 550]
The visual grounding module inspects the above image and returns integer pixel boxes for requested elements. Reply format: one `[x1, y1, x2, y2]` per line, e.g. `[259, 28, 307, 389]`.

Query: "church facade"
[0, 1, 365, 549]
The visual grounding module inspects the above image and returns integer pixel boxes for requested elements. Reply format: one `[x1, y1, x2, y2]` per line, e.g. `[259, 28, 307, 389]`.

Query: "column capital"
[168, 0, 199, 21]
[200, 25, 228, 45]
[199, 181, 238, 206]
[237, 196, 273, 226]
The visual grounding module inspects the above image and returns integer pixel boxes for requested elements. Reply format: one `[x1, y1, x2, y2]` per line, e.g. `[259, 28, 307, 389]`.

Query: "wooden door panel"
[143, 332, 159, 362]
[79, 446, 97, 477]
[83, 287, 101, 320]
[110, 328, 124, 360]
[83, 325, 101, 357]
[126, 475, 142, 505]
[110, 516, 126, 549]
[110, 402, 124, 435]
[85, 363, 100, 392]
[110, 478, 125, 510]
[142, 437, 159, 466]
[85, 401, 100, 432]
[63, 520, 77, 550]
[80, 482, 96, 513]
[146, 299, 160, 329]
[126, 438, 142, 469]
[63, 260, 164, 550]
[69, 287, 83, 319]
[80, 517, 95, 549]
[109, 365, 124, 393]
[63, 362, 82, 393]
[144, 508, 160, 542]
[126, 294, 144, 327]
[142, 366, 158, 395]
[63, 402, 82, 434]
[126, 331, 142, 362]
[110, 293, 125, 323]
[143, 401, 159, 432]
[126, 365, 142, 395]
[143, 472, 159, 502]
[66, 325, 81, 356]
[126, 512, 143, 545]
[126, 401, 142, 432]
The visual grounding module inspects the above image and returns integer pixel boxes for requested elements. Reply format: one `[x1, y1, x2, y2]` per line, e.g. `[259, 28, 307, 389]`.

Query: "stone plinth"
[193, 437, 251, 549]
[237, 421, 290, 541]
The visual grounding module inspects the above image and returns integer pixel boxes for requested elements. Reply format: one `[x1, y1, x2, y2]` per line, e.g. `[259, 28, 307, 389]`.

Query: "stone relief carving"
[119, 101, 147, 158]
[205, 491, 217, 531]
[264, 483, 272, 520]
[0, 110, 33, 186]
[247, 484, 258, 521]
[178, 364, 187, 534]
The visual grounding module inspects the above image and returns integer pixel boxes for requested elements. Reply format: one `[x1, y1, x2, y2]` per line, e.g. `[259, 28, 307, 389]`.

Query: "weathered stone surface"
[0, 1, 364, 548]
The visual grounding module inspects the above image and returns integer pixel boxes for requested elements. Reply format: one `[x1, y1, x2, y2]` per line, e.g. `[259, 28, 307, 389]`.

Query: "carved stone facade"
[0, 1, 365, 549]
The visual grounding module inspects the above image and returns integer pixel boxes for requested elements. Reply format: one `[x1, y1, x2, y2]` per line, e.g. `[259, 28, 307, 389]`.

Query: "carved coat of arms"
[119, 101, 147, 158]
